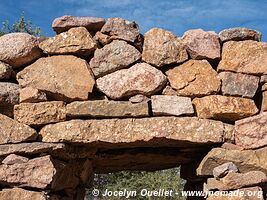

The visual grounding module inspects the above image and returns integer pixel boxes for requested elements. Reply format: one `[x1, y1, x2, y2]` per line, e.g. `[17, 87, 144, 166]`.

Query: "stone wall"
[0, 15, 266, 200]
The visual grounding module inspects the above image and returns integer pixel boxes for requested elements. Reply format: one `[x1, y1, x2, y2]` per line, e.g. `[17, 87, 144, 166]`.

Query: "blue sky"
[0, 0, 267, 41]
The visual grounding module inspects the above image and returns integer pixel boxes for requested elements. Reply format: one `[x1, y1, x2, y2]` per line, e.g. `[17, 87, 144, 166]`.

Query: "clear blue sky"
[0, 0, 267, 41]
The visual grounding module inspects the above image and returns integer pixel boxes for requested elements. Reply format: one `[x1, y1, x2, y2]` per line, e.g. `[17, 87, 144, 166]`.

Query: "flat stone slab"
[0, 188, 48, 200]
[219, 27, 262, 42]
[40, 117, 233, 147]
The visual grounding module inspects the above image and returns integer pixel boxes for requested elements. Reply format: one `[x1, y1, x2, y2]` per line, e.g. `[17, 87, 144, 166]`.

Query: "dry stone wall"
[0, 15, 266, 200]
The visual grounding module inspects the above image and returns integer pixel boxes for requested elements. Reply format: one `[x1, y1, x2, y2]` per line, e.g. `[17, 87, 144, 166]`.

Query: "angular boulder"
[218, 40, 267, 75]
[16, 55, 95, 101]
[0, 82, 19, 117]
[0, 114, 37, 144]
[142, 28, 188, 67]
[40, 117, 233, 147]
[197, 147, 267, 176]
[19, 87, 47, 103]
[219, 72, 260, 98]
[14, 101, 66, 126]
[182, 29, 221, 61]
[52, 15, 105, 34]
[219, 27, 262, 42]
[89, 40, 141, 77]
[96, 63, 167, 99]
[39, 27, 97, 57]
[0, 61, 13, 80]
[0, 33, 42, 68]
[193, 95, 258, 122]
[0, 188, 48, 200]
[234, 112, 267, 149]
[151, 95, 194, 116]
[166, 60, 221, 97]
[66, 100, 149, 118]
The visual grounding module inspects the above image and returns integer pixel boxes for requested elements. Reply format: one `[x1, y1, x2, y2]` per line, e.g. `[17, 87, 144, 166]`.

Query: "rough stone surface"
[213, 162, 239, 179]
[162, 85, 177, 96]
[151, 95, 194, 116]
[2, 154, 29, 165]
[193, 95, 258, 122]
[234, 112, 267, 149]
[0, 62, 13, 80]
[142, 28, 188, 67]
[197, 147, 267, 176]
[39, 27, 97, 57]
[219, 28, 262, 42]
[261, 75, 267, 84]
[221, 142, 244, 150]
[182, 29, 221, 61]
[218, 40, 267, 75]
[94, 31, 112, 45]
[206, 171, 267, 191]
[40, 117, 233, 147]
[262, 91, 267, 112]
[166, 60, 220, 97]
[219, 72, 260, 98]
[0, 82, 19, 117]
[129, 94, 150, 103]
[0, 114, 37, 144]
[0, 33, 43, 68]
[96, 63, 167, 99]
[66, 100, 149, 118]
[100, 18, 140, 43]
[19, 87, 47, 103]
[14, 101, 66, 126]
[0, 188, 48, 200]
[52, 15, 105, 34]
[263, 83, 267, 91]
[89, 40, 141, 77]
[16, 55, 95, 101]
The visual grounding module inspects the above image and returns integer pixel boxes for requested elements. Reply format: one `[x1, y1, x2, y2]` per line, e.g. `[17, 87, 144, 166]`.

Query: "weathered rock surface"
[162, 85, 177, 96]
[0, 82, 19, 117]
[129, 94, 150, 103]
[151, 95, 194, 116]
[206, 171, 267, 191]
[52, 15, 105, 34]
[219, 72, 259, 98]
[94, 31, 112, 46]
[19, 87, 47, 103]
[142, 28, 188, 67]
[39, 27, 97, 57]
[234, 112, 267, 149]
[100, 18, 140, 43]
[14, 101, 66, 126]
[261, 75, 267, 84]
[166, 60, 220, 97]
[0, 114, 37, 144]
[219, 27, 262, 42]
[0, 33, 42, 68]
[40, 117, 233, 147]
[89, 40, 141, 77]
[2, 154, 29, 165]
[0, 62, 13, 80]
[66, 100, 149, 118]
[213, 162, 238, 179]
[0, 188, 48, 200]
[197, 147, 267, 176]
[182, 29, 221, 61]
[96, 63, 167, 99]
[16, 55, 95, 101]
[218, 40, 267, 75]
[262, 91, 267, 112]
[193, 95, 258, 122]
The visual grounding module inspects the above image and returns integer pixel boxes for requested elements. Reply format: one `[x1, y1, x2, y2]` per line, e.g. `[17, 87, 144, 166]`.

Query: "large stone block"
[0, 61, 13, 80]
[0, 188, 48, 200]
[219, 27, 262, 42]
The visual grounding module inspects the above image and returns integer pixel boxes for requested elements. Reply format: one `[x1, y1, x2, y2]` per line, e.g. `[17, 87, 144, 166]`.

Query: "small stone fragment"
[19, 87, 47, 103]
[262, 91, 267, 112]
[219, 27, 262, 42]
[162, 85, 177, 96]
[0, 61, 13, 80]
[212, 162, 238, 179]
[2, 154, 29, 165]
[94, 31, 112, 45]
[129, 94, 150, 103]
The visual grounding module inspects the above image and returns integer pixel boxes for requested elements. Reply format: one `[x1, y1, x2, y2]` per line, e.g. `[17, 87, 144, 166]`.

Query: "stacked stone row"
[0, 15, 266, 200]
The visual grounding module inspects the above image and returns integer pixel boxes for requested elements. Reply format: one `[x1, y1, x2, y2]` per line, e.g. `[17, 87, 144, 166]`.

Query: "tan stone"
[66, 100, 149, 118]
[89, 40, 141, 77]
[14, 101, 66, 126]
[213, 162, 238, 179]
[19, 87, 47, 103]
[16, 55, 95, 101]
[129, 94, 150, 103]
[197, 147, 267, 176]
[0, 188, 48, 200]
[263, 83, 267, 91]
[166, 60, 220, 97]
[0, 61, 13, 80]
[96, 63, 167, 99]
[40, 27, 97, 57]
[234, 112, 267, 149]
[219, 28, 262, 42]
[94, 31, 112, 45]
[262, 91, 267, 112]
[193, 95, 258, 122]
[182, 29, 221, 61]
[142, 28, 188, 67]
[162, 85, 177, 96]
[40, 117, 233, 147]
[52, 15, 105, 34]
[218, 40, 267, 75]
[0, 114, 37, 144]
